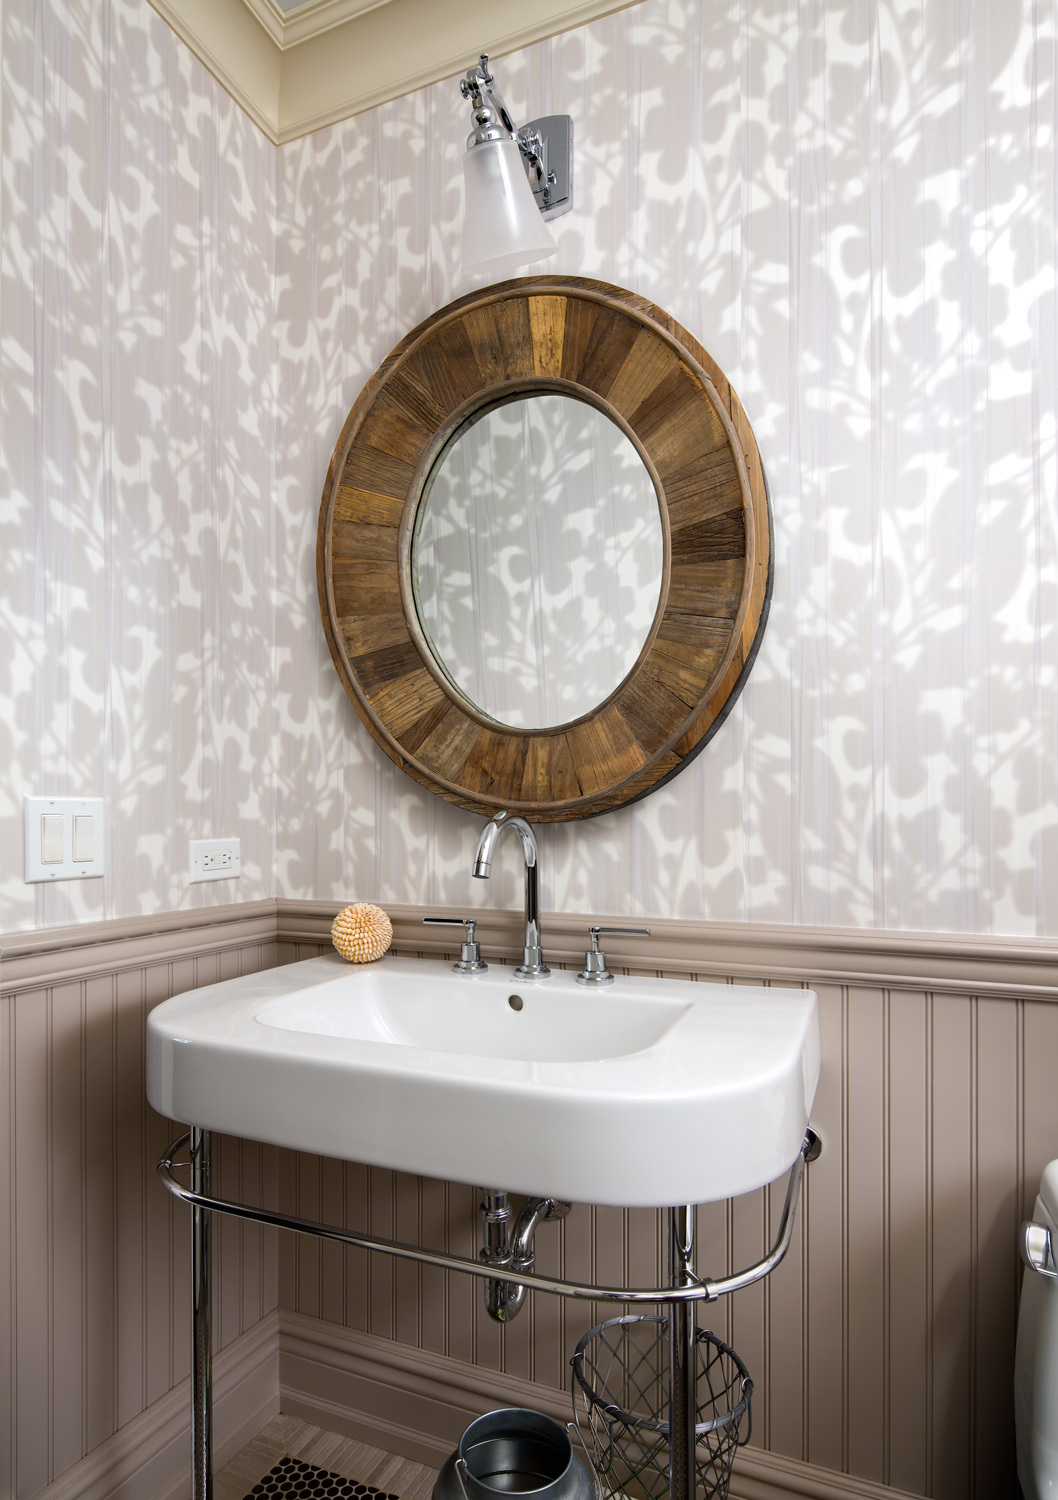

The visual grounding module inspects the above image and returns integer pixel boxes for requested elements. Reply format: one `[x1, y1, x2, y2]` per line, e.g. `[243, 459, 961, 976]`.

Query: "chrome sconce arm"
[458, 53, 572, 276]
[460, 54, 573, 220]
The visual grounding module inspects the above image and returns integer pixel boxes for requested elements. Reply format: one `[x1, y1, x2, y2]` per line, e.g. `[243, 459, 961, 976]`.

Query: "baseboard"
[728, 1447, 925, 1500]
[278, 1312, 926, 1500]
[16, 1291, 934, 1500]
[279, 1310, 574, 1467]
[34, 1311, 280, 1500]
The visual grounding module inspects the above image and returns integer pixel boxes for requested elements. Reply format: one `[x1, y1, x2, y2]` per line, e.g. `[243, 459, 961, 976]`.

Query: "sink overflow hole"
[508, 994, 524, 1012]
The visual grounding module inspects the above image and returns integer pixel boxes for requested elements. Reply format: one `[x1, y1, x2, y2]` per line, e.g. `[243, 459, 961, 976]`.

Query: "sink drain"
[508, 994, 524, 1012]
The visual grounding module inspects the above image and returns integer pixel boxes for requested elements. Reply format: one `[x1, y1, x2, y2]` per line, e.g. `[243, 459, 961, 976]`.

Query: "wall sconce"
[460, 54, 573, 279]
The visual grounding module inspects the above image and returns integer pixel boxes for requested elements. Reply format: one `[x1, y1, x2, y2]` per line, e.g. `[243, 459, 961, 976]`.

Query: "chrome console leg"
[668, 1206, 696, 1500]
[190, 1128, 213, 1500]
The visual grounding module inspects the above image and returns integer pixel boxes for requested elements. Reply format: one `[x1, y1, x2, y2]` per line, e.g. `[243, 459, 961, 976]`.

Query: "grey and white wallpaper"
[1, 0, 277, 930]
[3, 0, 1057, 937]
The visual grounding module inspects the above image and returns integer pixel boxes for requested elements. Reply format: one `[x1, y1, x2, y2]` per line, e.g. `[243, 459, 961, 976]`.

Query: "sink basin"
[147, 952, 819, 1207]
[256, 974, 690, 1063]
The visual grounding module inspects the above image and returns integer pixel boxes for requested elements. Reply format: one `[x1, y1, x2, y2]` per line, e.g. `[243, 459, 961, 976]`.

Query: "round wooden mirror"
[317, 276, 772, 822]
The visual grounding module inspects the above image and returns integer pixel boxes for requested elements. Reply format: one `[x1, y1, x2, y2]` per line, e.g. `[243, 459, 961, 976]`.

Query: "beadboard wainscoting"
[0, 904, 283, 1500]
[4, 900, 1058, 1500]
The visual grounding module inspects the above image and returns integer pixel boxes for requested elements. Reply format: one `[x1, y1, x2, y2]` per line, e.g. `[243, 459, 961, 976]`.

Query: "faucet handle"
[577, 925, 651, 986]
[423, 916, 488, 974]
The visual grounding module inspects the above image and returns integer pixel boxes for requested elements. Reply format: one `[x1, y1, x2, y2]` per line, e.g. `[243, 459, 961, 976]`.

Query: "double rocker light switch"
[24, 797, 105, 882]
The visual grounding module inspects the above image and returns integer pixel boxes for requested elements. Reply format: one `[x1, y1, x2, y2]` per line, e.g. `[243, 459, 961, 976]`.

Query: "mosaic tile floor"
[215, 1414, 439, 1500]
[244, 1454, 400, 1500]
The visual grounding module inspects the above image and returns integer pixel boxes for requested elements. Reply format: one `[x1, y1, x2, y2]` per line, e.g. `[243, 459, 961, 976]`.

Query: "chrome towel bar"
[157, 1127, 820, 1306]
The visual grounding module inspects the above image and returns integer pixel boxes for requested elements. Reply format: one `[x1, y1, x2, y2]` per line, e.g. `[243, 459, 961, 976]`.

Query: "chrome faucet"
[472, 811, 550, 980]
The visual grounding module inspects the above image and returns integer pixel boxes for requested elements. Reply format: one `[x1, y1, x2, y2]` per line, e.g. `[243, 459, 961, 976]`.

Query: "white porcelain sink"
[147, 952, 819, 1208]
[257, 974, 690, 1063]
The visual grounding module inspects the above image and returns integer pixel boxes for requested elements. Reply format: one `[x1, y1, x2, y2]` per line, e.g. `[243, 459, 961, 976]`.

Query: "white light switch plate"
[24, 796, 105, 882]
[189, 838, 241, 883]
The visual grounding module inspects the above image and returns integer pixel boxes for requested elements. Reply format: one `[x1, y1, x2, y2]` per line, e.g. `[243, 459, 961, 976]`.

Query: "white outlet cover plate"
[24, 796, 105, 882]
[189, 838, 241, 884]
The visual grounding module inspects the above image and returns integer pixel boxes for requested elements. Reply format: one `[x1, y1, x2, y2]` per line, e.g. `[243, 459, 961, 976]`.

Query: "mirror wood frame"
[317, 275, 772, 823]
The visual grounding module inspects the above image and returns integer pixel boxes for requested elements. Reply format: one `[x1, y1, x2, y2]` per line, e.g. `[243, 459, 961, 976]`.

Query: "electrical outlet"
[189, 838, 241, 884]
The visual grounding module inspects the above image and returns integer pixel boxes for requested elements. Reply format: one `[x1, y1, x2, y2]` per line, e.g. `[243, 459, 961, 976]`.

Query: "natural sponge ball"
[331, 902, 392, 963]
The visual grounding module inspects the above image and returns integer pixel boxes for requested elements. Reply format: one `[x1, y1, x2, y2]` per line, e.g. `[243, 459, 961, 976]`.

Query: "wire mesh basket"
[571, 1315, 752, 1500]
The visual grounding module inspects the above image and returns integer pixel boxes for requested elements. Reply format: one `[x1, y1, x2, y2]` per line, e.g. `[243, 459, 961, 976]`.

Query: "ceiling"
[146, 0, 639, 145]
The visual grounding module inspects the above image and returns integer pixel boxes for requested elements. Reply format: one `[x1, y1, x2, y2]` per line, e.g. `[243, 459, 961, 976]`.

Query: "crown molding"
[146, 0, 641, 146]
[239, 0, 394, 50]
[146, 0, 282, 138]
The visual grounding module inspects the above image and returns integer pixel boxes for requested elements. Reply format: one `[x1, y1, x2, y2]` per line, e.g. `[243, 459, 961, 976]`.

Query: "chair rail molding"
[145, 0, 643, 145]
[0, 898, 280, 992]
[5, 897, 1058, 999]
[276, 899, 1058, 1001]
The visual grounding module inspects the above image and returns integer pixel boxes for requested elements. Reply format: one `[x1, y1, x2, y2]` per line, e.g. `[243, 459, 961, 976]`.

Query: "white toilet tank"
[1016, 1158, 1058, 1499]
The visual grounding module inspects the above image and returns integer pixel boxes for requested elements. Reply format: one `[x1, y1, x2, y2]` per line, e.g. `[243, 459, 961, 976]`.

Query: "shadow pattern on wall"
[273, 0, 1058, 937]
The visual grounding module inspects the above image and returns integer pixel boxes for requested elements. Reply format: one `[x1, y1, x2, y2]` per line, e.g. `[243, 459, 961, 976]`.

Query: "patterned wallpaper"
[272, 0, 1058, 935]
[3, 0, 1057, 936]
[0, 0, 278, 930]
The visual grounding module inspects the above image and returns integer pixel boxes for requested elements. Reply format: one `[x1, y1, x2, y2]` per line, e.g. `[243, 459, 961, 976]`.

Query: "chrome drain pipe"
[480, 1190, 517, 1322]
[480, 1190, 572, 1322]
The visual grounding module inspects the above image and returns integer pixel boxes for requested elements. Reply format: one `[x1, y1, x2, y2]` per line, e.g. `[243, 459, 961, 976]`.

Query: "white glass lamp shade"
[462, 138, 557, 277]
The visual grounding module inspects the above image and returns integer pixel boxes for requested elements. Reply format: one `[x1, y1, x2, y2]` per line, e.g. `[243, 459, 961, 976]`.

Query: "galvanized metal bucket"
[433, 1408, 598, 1500]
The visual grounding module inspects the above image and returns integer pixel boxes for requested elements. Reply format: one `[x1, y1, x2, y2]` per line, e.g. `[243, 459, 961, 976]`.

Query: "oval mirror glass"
[412, 393, 664, 730]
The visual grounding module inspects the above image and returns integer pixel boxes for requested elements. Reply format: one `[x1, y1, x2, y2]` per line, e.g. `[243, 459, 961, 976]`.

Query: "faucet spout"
[471, 812, 549, 980]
